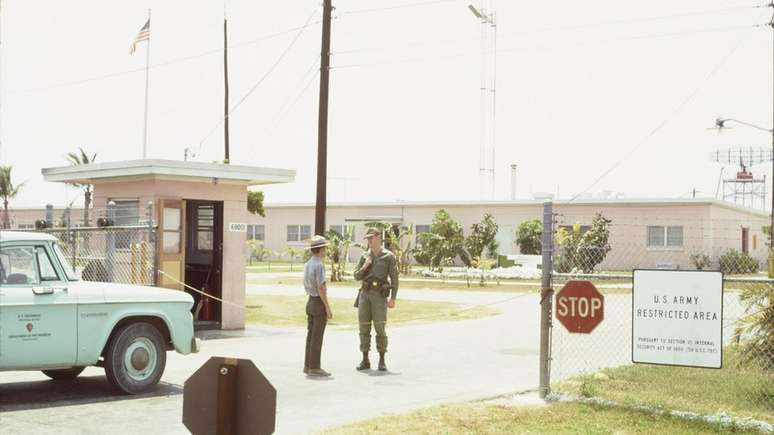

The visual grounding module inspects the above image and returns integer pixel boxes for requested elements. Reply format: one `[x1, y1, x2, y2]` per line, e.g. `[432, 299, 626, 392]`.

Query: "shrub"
[733, 284, 774, 370]
[515, 219, 542, 255]
[466, 213, 499, 260]
[414, 209, 468, 271]
[718, 249, 759, 274]
[689, 253, 712, 270]
[554, 214, 612, 273]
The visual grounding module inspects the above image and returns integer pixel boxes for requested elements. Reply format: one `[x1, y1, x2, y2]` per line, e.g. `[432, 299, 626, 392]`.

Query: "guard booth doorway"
[158, 199, 223, 329]
[184, 200, 223, 329]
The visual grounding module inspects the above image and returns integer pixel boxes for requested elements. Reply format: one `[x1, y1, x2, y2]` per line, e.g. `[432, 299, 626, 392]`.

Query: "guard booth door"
[158, 200, 186, 291]
[185, 200, 223, 328]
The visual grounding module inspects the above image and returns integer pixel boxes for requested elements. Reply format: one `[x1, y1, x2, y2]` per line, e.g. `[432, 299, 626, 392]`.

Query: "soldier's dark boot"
[357, 352, 370, 371]
[378, 352, 387, 371]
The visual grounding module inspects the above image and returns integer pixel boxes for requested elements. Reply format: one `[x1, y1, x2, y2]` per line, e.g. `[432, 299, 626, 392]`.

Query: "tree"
[65, 148, 97, 226]
[247, 191, 265, 217]
[362, 222, 416, 275]
[466, 213, 499, 260]
[325, 226, 353, 282]
[733, 284, 774, 370]
[0, 166, 23, 229]
[555, 214, 612, 273]
[516, 219, 542, 255]
[415, 209, 469, 271]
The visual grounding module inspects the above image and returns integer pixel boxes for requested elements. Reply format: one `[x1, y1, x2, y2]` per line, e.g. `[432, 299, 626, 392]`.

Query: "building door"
[158, 199, 186, 290]
[742, 227, 749, 254]
[184, 200, 223, 326]
[496, 225, 514, 256]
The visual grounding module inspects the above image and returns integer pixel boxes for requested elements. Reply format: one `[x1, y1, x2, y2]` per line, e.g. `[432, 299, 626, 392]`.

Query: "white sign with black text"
[229, 223, 247, 233]
[632, 270, 723, 369]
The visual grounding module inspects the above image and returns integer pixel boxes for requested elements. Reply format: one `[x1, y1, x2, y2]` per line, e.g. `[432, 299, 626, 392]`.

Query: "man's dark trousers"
[305, 296, 327, 369]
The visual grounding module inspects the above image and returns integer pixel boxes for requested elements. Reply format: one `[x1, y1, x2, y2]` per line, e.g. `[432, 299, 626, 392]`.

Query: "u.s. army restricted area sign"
[632, 270, 723, 369]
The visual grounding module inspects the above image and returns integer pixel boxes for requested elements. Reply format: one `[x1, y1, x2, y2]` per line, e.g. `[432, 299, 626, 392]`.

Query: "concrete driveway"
[0, 286, 541, 435]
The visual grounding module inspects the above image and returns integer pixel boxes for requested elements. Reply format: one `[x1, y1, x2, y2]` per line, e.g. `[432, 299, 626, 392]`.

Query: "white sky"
[1, 0, 773, 208]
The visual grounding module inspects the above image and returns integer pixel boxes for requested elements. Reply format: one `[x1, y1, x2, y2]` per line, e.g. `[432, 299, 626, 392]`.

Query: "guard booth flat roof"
[42, 159, 295, 186]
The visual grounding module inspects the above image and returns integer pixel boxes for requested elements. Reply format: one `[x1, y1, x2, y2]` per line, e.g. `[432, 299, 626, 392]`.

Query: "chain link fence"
[545, 205, 773, 425]
[8, 203, 158, 286]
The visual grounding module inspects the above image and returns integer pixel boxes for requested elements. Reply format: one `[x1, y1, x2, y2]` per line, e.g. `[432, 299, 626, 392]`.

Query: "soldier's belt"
[363, 280, 386, 290]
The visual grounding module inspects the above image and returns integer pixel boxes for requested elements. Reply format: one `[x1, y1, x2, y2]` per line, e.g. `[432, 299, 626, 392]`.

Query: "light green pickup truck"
[0, 231, 199, 394]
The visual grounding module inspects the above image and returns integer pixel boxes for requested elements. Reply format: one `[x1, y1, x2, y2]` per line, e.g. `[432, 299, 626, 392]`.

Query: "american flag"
[129, 18, 150, 54]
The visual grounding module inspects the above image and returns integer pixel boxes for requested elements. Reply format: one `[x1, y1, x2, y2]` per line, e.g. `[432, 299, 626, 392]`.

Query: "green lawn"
[244, 294, 498, 328]
[555, 348, 774, 423]
[320, 401, 758, 434]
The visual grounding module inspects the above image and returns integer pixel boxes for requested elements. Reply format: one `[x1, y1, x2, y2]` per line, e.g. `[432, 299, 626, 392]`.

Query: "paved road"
[0, 286, 541, 435]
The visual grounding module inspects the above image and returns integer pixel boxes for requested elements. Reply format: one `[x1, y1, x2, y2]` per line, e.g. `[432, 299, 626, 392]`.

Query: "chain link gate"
[540, 201, 773, 426]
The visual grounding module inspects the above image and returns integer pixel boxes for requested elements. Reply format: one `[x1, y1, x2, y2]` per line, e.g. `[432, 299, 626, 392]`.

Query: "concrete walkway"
[0, 285, 541, 435]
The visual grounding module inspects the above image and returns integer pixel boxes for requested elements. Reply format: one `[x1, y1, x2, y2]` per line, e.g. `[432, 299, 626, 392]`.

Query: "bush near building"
[515, 219, 542, 255]
[718, 249, 759, 274]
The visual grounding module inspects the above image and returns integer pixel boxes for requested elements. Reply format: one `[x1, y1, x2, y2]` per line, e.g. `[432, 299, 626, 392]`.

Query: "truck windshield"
[53, 243, 79, 281]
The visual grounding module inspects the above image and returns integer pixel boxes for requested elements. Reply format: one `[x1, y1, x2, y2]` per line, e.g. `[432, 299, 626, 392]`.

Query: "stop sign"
[555, 280, 604, 333]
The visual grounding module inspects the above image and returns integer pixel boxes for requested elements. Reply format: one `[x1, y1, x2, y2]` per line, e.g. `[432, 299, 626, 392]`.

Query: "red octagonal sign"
[556, 280, 604, 333]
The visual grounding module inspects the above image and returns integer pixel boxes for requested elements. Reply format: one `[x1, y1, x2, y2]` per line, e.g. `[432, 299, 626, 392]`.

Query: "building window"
[287, 225, 311, 242]
[195, 204, 214, 251]
[415, 224, 431, 245]
[329, 224, 355, 241]
[111, 199, 140, 249]
[247, 224, 265, 241]
[647, 226, 683, 248]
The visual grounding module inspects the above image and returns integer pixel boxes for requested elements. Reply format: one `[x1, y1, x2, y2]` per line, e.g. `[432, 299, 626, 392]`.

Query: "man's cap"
[307, 235, 329, 249]
[363, 228, 382, 239]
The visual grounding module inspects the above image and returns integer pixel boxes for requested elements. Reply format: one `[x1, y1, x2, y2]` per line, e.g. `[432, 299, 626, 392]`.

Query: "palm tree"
[65, 148, 97, 226]
[0, 166, 23, 229]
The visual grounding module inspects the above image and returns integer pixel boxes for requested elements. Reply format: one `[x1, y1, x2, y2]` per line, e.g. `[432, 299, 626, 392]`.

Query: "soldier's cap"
[363, 228, 382, 239]
[307, 235, 329, 249]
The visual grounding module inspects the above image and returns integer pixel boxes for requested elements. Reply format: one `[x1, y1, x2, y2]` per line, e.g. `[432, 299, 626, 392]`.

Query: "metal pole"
[539, 200, 554, 399]
[223, 17, 230, 164]
[314, 0, 332, 236]
[147, 201, 157, 285]
[770, 9, 773, 247]
[106, 201, 116, 283]
[142, 9, 151, 159]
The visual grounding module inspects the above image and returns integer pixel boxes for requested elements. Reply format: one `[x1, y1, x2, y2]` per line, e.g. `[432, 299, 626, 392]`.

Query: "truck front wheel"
[104, 322, 167, 395]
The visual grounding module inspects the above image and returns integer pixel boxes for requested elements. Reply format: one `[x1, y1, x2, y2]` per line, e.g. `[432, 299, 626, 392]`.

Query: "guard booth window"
[111, 199, 140, 249]
[196, 205, 214, 251]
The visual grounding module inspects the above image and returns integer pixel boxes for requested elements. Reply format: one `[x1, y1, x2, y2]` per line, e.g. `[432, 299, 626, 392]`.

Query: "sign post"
[183, 357, 277, 435]
[555, 280, 604, 333]
[632, 270, 723, 369]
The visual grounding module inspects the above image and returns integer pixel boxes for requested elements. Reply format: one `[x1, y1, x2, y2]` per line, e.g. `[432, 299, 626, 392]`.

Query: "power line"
[568, 35, 751, 203]
[332, 3, 765, 56]
[4, 20, 322, 95]
[336, 0, 459, 16]
[194, 7, 320, 155]
[255, 57, 320, 145]
[331, 23, 762, 70]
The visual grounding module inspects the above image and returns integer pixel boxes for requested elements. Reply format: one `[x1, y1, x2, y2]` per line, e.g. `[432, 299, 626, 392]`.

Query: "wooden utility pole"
[315, 0, 332, 236]
[223, 17, 230, 164]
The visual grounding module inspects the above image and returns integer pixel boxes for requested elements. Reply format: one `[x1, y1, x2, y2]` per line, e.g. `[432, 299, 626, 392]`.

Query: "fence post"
[106, 201, 116, 283]
[65, 207, 77, 273]
[539, 200, 554, 399]
[147, 201, 157, 286]
[45, 204, 54, 228]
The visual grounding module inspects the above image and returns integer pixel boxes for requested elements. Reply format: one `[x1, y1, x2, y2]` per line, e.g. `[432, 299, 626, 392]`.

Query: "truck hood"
[75, 281, 194, 306]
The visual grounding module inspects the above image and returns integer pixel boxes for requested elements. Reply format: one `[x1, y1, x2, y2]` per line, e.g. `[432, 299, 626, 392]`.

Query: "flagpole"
[142, 8, 151, 159]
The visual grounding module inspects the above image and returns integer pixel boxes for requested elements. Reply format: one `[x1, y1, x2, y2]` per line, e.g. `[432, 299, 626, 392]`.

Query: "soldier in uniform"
[353, 228, 399, 371]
